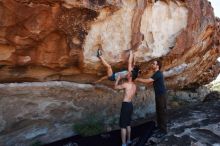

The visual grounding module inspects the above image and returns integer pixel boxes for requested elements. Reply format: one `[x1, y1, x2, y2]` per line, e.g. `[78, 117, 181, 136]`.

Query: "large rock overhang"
[0, 0, 219, 89]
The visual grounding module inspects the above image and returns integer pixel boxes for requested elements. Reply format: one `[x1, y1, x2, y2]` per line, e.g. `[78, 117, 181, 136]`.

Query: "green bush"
[73, 117, 104, 137]
[108, 117, 118, 127]
[30, 140, 43, 146]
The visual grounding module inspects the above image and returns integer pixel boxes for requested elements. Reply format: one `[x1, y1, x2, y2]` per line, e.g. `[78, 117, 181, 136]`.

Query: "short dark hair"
[131, 65, 141, 80]
[155, 60, 162, 70]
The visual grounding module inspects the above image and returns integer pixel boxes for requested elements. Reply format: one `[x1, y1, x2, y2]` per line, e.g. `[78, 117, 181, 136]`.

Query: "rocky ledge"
[156, 92, 220, 146]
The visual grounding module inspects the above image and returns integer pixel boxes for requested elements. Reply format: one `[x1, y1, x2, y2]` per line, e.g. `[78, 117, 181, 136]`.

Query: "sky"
[208, 0, 220, 17]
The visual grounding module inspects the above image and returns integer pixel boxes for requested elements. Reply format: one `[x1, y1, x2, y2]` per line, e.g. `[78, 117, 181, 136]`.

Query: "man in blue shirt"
[136, 60, 167, 134]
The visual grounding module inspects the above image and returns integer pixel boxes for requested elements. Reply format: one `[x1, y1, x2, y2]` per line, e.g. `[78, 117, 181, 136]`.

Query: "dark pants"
[155, 94, 167, 133]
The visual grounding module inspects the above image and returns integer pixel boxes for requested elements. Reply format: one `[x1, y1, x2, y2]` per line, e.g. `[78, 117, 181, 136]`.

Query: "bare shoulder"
[122, 82, 129, 87]
[128, 82, 136, 88]
[131, 82, 136, 86]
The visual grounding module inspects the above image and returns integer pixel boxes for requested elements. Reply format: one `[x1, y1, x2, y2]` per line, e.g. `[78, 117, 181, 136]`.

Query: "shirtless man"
[115, 72, 137, 146]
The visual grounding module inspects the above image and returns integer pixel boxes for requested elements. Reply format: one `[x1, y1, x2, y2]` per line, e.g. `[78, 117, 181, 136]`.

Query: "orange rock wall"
[0, 0, 219, 88]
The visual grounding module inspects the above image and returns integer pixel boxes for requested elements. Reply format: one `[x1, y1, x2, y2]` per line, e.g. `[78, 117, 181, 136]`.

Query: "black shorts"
[108, 73, 115, 81]
[119, 102, 133, 128]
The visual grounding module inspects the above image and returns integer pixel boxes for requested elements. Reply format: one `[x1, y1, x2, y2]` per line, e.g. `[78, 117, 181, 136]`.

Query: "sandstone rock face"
[0, 81, 155, 145]
[0, 81, 211, 145]
[0, 0, 220, 145]
[0, 0, 219, 89]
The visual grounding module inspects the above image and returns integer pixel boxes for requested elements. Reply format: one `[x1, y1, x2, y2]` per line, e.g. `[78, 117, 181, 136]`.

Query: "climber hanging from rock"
[93, 45, 141, 83]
